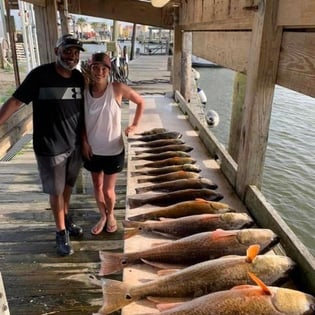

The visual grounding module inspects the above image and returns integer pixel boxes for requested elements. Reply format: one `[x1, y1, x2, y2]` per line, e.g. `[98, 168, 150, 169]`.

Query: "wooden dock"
[0, 56, 172, 315]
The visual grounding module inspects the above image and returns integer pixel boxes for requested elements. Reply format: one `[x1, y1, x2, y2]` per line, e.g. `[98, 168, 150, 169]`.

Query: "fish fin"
[137, 178, 149, 184]
[157, 269, 180, 276]
[98, 251, 126, 276]
[151, 240, 172, 247]
[123, 228, 140, 239]
[141, 258, 187, 270]
[248, 272, 272, 295]
[246, 244, 261, 263]
[211, 229, 236, 240]
[131, 171, 143, 176]
[135, 186, 149, 194]
[122, 219, 138, 228]
[97, 279, 134, 314]
[147, 296, 189, 307]
[195, 198, 208, 203]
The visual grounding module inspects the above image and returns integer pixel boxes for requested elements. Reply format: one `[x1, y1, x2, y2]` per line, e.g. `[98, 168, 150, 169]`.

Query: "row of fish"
[94, 128, 315, 315]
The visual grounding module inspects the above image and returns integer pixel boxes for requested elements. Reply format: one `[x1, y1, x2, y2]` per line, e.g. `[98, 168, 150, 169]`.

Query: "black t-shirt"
[13, 63, 84, 156]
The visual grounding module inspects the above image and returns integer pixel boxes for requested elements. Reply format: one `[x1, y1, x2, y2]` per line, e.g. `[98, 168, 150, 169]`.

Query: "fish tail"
[123, 228, 140, 239]
[137, 178, 149, 184]
[98, 251, 126, 275]
[97, 279, 134, 314]
[135, 186, 149, 194]
[128, 197, 144, 209]
[131, 171, 144, 176]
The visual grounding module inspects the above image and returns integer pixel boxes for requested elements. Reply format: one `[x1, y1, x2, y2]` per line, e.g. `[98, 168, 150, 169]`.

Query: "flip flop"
[106, 216, 117, 233]
[91, 218, 107, 235]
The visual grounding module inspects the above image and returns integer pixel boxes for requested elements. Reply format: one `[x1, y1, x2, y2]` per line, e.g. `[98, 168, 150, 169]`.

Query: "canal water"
[196, 66, 315, 257]
[83, 43, 315, 256]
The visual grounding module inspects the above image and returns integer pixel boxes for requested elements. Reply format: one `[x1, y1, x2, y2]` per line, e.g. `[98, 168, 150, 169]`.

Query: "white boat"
[192, 55, 221, 68]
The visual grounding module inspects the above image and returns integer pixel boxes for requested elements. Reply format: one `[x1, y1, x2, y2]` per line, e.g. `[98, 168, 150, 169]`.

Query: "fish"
[135, 128, 169, 136]
[133, 131, 182, 142]
[134, 157, 196, 169]
[137, 171, 201, 184]
[135, 272, 315, 315]
[128, 188, 223, 208]
[135, 178, 218, 194]
[95, 245, 295, 314]
[131, 138, 185, 148]
[127, 199, 235, 221]
[131, 164, 202, 176]
[131, 151, 191, 161]
[134, 144, 194, 155]
[123, 212, 254, 239]
[99, 228, 279, 275]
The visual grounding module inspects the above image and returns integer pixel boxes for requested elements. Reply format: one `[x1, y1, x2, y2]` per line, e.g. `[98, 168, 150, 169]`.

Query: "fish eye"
[121, 259, 128, 265]
[126, 294, 132, 300]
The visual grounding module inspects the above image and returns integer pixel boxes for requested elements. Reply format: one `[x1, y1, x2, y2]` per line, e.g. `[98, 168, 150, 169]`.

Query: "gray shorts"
[35, 147, 82, 195]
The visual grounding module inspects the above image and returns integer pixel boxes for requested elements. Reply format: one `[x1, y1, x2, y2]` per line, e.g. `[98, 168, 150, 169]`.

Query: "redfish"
[131, 164, 202, 176]
[127, 199, 234, 221]
[99, 228, 279, 276]
[135, 273, 315, 315]
[134, 144, 194, 155]
[95, 246, 295, 314]
[135, 128, 168, 136]
[133, 131, 182, 142]
[123, 212, 253, 239]
[137, 170, 200, 184]
[134, 157, 196, 169]
[131, 151, 191, 161]
[131, 138, 185, 148]
[128, 188, 223, 208]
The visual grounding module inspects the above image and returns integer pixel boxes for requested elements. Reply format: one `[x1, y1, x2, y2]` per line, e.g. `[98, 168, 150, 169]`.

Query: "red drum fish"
[123, 212, 253, 239]
[127, 199, 235, 221]
[134, 144, 194, 155]
[131, 138, 185, 148]
[133, 131, 182, 142]
[134, 157, 196, 169]
[138, 273, 315, 315]
[135, 178, 218, 194]
[99, 228, 279, 276]
[135, 128, 168, 136]
[128, 188, 223, 208]
[131, 164, 202, 176]
[137, 171, 200, 184]
[131, 151, 191, 161]
[94, 246, 295, 314]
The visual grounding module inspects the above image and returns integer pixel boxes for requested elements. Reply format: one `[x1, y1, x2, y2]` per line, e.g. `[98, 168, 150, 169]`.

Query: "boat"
[192, 55, 221, 68]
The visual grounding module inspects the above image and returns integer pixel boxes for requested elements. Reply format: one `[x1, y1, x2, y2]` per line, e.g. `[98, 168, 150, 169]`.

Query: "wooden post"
[236, 0, 283, 199]
[228, 72, 247, 162]
[172, 24, 182, 94]
[33, 0, 58, 64]
[58, 0, 70, 34]
[181, 31, 192, 102]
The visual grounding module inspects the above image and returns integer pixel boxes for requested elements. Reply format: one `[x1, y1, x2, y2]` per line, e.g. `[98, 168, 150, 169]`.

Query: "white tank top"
[84, 83, 124, 155]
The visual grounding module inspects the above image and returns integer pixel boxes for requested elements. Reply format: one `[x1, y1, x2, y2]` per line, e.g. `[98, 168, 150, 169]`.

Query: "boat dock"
[0, 55, 314, 315]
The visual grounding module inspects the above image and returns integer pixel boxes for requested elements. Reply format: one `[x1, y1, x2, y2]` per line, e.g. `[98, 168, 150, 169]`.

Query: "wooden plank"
[277, 32, 315, 98]
[179, 0, 254, 30]
[192, 31, 250, 72]
[235, 0, 283, 199]
[68, 0, 173, 29]
[278, 0, 315, 27]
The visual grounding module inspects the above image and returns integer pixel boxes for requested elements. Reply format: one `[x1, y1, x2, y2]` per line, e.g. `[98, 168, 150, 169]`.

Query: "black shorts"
[83, 149, 125, 174]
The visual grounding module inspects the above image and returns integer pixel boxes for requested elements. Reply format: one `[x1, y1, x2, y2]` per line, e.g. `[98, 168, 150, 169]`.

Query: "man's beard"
[57, 55, 78, 71]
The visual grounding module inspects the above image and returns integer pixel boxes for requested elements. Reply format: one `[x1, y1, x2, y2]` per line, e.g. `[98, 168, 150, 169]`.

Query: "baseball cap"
[56, 34, 85, 51]
[89, 52, 111, 70]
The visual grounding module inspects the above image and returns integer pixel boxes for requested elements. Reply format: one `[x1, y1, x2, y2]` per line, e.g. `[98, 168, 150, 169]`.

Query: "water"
[195, 67, 315, 256]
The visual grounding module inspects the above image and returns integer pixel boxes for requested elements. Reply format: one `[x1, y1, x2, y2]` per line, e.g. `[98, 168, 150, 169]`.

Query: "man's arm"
[0, 96, 23, 125]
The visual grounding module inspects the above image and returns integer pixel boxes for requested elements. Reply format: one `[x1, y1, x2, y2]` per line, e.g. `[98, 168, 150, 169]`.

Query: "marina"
[0, 0, 315, 314]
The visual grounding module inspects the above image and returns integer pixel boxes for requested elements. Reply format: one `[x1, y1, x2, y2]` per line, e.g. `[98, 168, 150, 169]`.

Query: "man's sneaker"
[65, 214, 83, 237]
[56, 230, 74, 256]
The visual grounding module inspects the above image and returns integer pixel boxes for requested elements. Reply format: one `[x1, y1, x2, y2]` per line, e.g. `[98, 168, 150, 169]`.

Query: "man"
[0, 34, 85, 256]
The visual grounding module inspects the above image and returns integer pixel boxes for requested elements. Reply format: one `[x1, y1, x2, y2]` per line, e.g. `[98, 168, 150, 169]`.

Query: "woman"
[83, 52, 144, 235]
